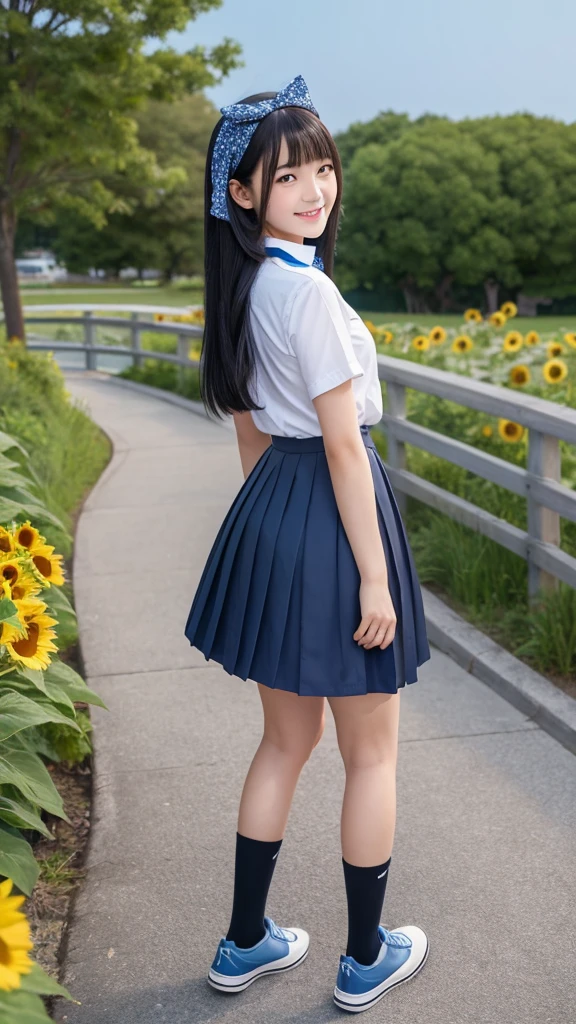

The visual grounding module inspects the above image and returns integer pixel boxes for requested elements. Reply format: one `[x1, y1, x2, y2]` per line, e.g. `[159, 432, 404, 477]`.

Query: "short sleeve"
[285, 275, 364, 400]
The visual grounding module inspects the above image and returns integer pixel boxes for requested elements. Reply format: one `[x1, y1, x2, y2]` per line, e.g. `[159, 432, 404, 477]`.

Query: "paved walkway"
[55, 371, 576, 1024]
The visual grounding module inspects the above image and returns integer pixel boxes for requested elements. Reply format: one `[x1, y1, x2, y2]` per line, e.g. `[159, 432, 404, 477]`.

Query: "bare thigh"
[256, 683, 326, 760]
[327, 692, 400, 769]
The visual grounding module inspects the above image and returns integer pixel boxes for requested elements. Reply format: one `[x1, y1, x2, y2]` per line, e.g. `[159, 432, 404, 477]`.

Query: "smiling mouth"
[295, 207, 325, 217]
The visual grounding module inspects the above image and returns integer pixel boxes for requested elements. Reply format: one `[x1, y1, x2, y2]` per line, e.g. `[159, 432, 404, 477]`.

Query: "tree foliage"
[0, 0, 243, 335]
[334, 113, 576, 312]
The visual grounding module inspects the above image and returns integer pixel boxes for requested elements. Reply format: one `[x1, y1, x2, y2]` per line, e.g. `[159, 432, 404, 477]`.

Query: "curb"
[64, 370, 576, 757]
[422, 587, 576, 755]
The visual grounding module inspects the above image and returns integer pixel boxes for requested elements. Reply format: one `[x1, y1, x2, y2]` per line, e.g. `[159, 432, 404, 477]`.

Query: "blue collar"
[263, 236, 324, 272]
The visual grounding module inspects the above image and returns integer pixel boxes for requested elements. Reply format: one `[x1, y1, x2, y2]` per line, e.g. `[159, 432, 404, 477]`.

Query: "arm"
[232, 410, 272, 480]
[313, 381, 397, 651]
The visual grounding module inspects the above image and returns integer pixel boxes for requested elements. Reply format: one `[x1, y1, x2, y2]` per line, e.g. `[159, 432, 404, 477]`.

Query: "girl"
[184, 73, 431, 1013]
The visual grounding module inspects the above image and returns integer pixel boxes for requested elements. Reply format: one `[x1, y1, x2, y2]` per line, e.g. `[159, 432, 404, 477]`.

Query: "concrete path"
[55, 371, 576, 1024]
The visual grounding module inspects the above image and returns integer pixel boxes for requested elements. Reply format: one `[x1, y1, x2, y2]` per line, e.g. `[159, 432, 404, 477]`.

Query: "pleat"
[184, 446, 279, 649]
[367, 447, 431, 687]
[239, 452, 316, 686]
[184, 429, 431, 696]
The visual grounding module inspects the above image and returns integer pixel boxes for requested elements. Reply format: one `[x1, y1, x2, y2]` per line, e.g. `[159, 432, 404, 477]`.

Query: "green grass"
[359, 311, 576, 333]
[20, 285, 203, 309]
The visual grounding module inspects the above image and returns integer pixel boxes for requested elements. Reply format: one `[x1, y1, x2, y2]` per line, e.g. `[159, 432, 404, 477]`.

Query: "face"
[228, 137, 338, 244]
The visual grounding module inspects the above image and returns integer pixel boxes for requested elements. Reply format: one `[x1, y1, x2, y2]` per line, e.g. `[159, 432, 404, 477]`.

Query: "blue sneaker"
[208, 915, 310, 992]
[333, 924, 429, 1012]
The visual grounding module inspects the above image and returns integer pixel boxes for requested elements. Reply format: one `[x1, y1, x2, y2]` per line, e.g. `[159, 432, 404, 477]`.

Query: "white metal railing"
[376, 355, 576, 602]
[12, 305, 576, 602]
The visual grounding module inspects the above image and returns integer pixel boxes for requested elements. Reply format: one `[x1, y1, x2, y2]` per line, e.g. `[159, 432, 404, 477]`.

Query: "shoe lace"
[268, 919, 289, 940]
[379, 927, 412, 948]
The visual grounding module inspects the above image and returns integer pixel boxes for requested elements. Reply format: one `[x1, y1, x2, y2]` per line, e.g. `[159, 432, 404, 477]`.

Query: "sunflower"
[381, 329, 394, 344]
[363, 319, 377, 336]
[510, 365, 530, 386]
[0, 580, 27, 645]
[563, 332, 576, 349]
[0, 526, 16, 556]
[503, 331, 523, 353]
[429, 325, 446, 345]
[30, 544, 66, 587]
[489, 311, 507, 327]
[464, 308, 483, 323]
[482, 425, 493, 437]
[12, 521, 45, 555]
[498, 419, 525, 443]
[0, 878, 34, 992]
[500, 301, 518, 318]
[412, 335, 430, 351]
[4, 597, 59, 671]
[452, 335, 474, 353]
[153, 313, 165, 322]
[525, 330, 540, 345]
[0, 558, 42, 602]
[546, 341, 564, 359]
[542, 358, 568, 384]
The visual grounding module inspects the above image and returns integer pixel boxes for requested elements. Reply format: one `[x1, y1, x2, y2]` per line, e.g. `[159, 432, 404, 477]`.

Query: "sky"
[163, 0, 576, 134]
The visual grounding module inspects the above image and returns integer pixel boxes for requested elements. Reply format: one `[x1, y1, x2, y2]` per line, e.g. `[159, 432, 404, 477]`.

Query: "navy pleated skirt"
[184, 424, 431, 697]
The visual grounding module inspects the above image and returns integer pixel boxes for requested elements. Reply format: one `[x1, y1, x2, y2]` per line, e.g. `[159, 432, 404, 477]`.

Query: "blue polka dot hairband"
[210, 73, 320, 222]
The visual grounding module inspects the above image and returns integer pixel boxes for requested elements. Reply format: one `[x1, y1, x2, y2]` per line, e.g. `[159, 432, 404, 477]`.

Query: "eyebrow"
[275, 158, 332, 172]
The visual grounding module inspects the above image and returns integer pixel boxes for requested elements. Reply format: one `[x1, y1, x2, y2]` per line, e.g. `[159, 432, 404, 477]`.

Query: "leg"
[226, 685, 325, 947]
[238, 684, 326, 840]
[328, 691, 399, 864]
[327, 691, 400, 964]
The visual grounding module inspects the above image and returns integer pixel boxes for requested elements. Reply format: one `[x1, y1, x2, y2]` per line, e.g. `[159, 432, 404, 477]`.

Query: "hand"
[354, 579, 397, 650]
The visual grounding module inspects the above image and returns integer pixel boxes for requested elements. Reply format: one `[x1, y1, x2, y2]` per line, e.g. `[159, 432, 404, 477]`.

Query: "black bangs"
[271, 106, 336, 167]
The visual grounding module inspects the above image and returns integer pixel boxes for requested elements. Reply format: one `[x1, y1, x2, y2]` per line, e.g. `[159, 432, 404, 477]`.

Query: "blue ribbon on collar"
[264, 245, 324, 272]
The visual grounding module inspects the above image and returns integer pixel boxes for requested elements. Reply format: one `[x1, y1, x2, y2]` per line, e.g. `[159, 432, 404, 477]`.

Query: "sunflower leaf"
[0, 988, 58, 1022]
[0, 690, 81, 741]
[0, 750, 68, 819]
[0, 823, 39, 896]
[0, 795, 53, 839]
[43, 659, 108, 709]
[17, 960, 76, 1001]
[0, 430, 30, 458]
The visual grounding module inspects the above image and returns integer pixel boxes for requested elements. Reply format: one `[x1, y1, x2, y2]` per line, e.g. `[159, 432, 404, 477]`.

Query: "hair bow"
[210, 74, 319, 221]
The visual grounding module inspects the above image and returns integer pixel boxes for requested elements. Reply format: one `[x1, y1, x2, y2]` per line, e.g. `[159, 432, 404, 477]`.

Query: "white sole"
[333, 926, 429, 1013]
[208, 927, 309, 992]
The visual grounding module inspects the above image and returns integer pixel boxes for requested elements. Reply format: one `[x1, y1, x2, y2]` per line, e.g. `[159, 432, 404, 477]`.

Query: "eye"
[276, 162, 334, 184]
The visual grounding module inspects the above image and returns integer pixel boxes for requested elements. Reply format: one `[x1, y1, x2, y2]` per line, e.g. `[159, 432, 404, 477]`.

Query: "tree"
[0, 0, 243, 338]
[337, 121, 519, 311]
[46, 93, 217, 281]
[335, 112, 576, 312]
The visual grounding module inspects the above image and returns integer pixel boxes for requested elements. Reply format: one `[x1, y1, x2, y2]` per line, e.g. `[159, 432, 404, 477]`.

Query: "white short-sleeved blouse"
[247, 235, 383, 438]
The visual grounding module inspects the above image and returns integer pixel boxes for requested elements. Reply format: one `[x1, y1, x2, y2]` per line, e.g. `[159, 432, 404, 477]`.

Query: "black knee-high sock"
[225, 832, 283, 949]
[342, 854, 392, 966]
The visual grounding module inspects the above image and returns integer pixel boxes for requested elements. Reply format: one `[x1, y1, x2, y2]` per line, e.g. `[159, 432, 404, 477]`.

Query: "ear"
[228, 178, 254, 211]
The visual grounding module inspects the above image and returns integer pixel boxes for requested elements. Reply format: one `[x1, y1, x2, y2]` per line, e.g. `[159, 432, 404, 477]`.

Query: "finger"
[353, 615, 374, 642]
[379, 622, 397, 649]
[363, 625, 388, 649]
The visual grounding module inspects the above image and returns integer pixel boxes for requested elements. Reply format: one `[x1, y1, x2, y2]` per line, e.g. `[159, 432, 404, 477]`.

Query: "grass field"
[17, 286, 576, 334]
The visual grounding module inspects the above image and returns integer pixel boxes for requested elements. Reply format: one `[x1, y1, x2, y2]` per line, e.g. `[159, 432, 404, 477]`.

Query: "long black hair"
[199, 92, 344, 420]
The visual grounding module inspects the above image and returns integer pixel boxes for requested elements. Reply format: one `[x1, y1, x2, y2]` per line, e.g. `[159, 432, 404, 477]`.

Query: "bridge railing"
[12, 305, 576, 602]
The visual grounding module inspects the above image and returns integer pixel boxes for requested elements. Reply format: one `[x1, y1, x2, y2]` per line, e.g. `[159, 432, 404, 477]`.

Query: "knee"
[340, 740, 396, 774]
[265, 713, 325, 763]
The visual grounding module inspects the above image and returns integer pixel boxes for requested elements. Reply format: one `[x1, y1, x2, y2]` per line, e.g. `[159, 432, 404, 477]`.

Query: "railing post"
[130, 312, 142, 369]
[177, 332, 189, 390]
[385, 381, 407, 516]
[84, 310, 96, 370]
[527, 429, 561, 605]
